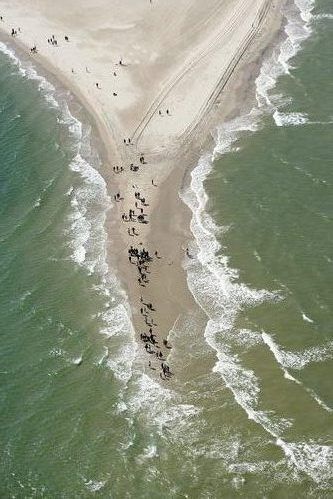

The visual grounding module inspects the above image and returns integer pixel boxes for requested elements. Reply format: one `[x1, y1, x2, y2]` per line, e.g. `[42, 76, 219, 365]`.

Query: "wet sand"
[0, 0, 287, 377]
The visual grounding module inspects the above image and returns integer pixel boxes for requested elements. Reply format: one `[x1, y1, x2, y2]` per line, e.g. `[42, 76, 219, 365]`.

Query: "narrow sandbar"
[0, 0, 287, 376]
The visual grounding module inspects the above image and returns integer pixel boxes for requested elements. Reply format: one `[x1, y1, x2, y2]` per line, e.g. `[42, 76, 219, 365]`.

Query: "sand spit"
[0, 0, 286, 378]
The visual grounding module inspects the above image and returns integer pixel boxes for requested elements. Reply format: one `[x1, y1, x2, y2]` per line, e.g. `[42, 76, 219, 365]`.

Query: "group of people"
[128, 246, 152, 287]
[47, 35, 60, 46]
[8, 25, 38, 54]
[113, 165, 124, 174]
[8, 25, 72, 55]
[121, 166, 173, 379]
[11, 27, 20, 36]
[158, 109, 170, 116]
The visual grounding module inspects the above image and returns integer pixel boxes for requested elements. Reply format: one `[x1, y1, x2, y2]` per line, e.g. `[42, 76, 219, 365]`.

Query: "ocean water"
[0, 0, 333, 496]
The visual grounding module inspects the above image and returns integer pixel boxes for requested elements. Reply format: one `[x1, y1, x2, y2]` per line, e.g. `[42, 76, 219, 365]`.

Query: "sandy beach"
[0, 0, 286, 377]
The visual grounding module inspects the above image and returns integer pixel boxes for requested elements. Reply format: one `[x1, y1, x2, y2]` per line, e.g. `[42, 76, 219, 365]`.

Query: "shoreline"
[0, 0, 287, 379]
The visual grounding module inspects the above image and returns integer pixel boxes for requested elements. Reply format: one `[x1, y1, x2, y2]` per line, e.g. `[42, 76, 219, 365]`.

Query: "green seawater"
[0, 0, 332, 497]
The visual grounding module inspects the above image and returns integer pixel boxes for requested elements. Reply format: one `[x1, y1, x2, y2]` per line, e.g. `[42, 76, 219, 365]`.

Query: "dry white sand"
[1, 0, 276, 156]
[0, 0, 285, 373]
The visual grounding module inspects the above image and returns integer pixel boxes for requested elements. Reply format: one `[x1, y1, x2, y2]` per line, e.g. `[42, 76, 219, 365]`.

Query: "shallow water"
[0, 0, 332, 496]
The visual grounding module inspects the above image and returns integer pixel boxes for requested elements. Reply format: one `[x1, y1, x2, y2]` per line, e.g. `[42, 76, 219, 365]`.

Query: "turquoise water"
[0, 0, 333, 496]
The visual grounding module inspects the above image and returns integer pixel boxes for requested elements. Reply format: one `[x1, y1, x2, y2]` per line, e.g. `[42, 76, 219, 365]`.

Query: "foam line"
[262, 332, 333, 370]
[0, 41, 59, 108]
[262, 332, 333, 413]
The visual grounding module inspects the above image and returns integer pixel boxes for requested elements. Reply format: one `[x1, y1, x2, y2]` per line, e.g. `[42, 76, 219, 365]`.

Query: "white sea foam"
[277, 439, 333, 484]
[229, 460, 276, 474]
[0, 39, 110, 277]
[211, 334, 292, 437]
[263, 333, 333, 413]
[106, 343, 137, 383]
[71, 355, 83, 365]
[233, 328, 262, 349]
[84, 479, 106, 492]
[231, 476, 246, 489]
[262, 332, 333, 370]
[0, 41, 25, 73]
[313, 13, 333, 20]
[95, 346, 109, 366]
[273, 112, 332, 128]
[95, 290, 136, 384]
[136, 444, 159, 463]
[49, 348, 84, 367]
[49, 347, 64, 358]
[302, 311, 314, 323]
[18, 290, 32, 305]
[99, 307, 136, 382]
[124, 373, 200, 439]
[0, 41, 59, 108]
[60, 101, 83, 141]
[99, 304, 132, 338]
[256, 0, 315, 107]
[1, 27, 199, 465]
[273, 110, 309, 126]
[305, 386, 333, 413]
[68, 152, 110, 274]
[253, 250, 262, 262]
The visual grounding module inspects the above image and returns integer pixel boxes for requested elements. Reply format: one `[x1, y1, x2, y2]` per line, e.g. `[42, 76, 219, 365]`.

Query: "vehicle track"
[131, 0, 271, 148]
